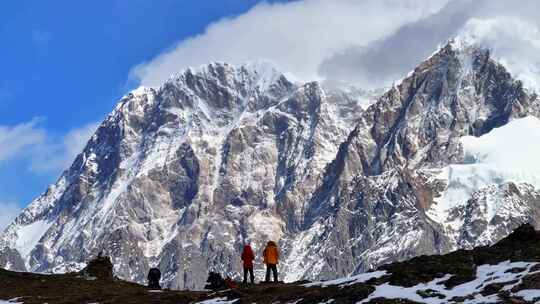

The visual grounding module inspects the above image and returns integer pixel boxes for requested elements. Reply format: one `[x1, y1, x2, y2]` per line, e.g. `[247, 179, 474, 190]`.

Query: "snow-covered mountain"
[2, 39, 540, 290]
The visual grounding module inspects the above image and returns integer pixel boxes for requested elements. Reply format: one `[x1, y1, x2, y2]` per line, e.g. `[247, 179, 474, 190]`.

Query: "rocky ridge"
[1, 39, 540, 290]
[2, 224, 540, 303]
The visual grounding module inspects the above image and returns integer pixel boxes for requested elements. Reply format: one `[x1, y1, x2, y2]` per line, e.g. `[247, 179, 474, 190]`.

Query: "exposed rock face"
[2, 41, 540, 290]
[0, 247, 25, 271]
[277, 41, 540, 281]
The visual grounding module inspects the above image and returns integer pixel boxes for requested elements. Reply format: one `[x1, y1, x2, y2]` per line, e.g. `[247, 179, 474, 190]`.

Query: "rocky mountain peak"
[351, 37, 537, 176]
[2, 41, 540, 291]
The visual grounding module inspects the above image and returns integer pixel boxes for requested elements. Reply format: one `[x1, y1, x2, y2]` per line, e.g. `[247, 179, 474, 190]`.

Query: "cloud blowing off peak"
[129, 0, 540, 92]
[129, 0, 449, 87]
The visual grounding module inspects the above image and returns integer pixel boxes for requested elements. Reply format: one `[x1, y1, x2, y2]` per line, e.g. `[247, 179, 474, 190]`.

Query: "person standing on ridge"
[263, 241, 279, 283]
[241, 242, 255, 284]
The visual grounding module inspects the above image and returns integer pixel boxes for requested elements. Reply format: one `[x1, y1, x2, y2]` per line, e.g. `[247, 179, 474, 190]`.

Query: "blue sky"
[0, 0, 283, 215]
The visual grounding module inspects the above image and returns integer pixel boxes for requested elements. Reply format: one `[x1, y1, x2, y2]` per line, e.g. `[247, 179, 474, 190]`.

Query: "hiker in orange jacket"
[241, 243, 255, 284]
[263, 241, 279, 282]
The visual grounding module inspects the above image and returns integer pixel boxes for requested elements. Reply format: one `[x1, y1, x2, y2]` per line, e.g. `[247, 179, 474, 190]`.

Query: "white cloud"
[457, 17, 540, 93]
[0, 118, 46, 162]
[130, 0, 540, 92]
[0, 119, 99, 174]
[320, 0, 540, 90]
[0, 201, 20, 232]
[29, 121, 100, 173]
[63, 122, 100, 164]
[319, 0, 474, 88]
[130, 0, 450, 86]
[0, 120, 98, 230]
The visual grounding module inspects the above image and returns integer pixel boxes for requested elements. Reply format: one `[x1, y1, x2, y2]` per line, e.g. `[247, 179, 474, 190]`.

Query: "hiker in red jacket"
[241, 243, 255, 284]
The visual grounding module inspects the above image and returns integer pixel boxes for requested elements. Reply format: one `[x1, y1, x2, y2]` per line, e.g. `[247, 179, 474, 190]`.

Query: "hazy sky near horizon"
[1, 0, 540, 230]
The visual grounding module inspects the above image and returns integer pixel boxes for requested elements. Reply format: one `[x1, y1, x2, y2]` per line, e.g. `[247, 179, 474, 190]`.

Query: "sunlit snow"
[196, 298, 237, 304]
[514, 289, 540, 303]
[428, 116, 540, 224]
[455, 18, 540, 94]
[304, 270, 387, 287]
[14, 220, 53, 258]
[360, 261, 539, 304]
[0, 299, 23, 304]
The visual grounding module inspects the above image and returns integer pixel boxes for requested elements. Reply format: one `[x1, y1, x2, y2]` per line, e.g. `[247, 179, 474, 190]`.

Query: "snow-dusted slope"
[275, 39, 540, 279]
[299, 260, 540, 304]
[2, 39, 540, 291]
[429, 116, 540, 223]
[0, 61, 367, 289]
[361, 261, 538, 304]
[425, 116, 540, 247]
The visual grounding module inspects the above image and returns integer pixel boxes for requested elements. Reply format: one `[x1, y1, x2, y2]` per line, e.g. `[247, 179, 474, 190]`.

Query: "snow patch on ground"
[0, 299, 23, 304]
[360, 261, 539, 304]
[514, 289, 540, 303]
[196, 297, 237, 304]
[304, 270, 387, 287]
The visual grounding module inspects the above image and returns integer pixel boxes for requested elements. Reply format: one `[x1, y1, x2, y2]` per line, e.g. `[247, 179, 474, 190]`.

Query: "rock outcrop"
[81, 256, 114, 281]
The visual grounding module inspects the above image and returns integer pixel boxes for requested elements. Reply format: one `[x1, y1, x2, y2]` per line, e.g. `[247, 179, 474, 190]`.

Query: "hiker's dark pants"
[265, 263, 278, 282]
[243, 266, 254, 283]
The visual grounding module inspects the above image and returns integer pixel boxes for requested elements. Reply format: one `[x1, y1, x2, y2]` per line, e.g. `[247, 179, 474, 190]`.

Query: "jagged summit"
[117, 61, 294, 125]
[449, 34, 486, 54]
[0, 58, 358, 289]
[164, 60, 292, 97]
[450, 26, 540, 95]
[1, 42, 540, 291]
